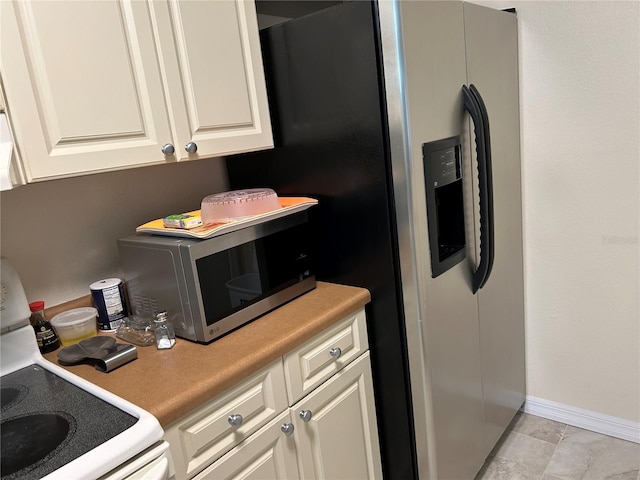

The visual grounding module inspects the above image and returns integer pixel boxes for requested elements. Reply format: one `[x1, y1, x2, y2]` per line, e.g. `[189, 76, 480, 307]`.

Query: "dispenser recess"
[423, 136, 466, 277]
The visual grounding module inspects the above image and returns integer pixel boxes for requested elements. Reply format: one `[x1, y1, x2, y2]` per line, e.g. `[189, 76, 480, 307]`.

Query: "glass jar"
[115, 315, 156, 346]
[154, 311, 176, 349]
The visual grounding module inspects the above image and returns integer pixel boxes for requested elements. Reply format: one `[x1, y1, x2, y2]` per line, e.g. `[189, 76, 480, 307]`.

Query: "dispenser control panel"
[430, 145, 462, 186]
[422, 136, 466, 278]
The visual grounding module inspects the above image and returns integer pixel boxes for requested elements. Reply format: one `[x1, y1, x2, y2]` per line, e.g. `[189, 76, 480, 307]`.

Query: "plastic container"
[51, 307, 98, 346]
[201, 188, 281, 224]
[226, 273, 262, 307]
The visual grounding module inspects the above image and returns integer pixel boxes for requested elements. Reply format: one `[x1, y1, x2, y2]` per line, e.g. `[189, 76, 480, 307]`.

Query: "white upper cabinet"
[1, 0, 173, 181]
[0, 0, 272, 183]
[154, 0, 272, 161]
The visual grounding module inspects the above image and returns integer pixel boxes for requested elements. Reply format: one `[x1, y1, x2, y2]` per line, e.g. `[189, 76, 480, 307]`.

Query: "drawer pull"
[281, 423, 295, 436]
[299, 410, 313, 422]
[228, 414, 243, 428]
[329, 347, 342, 359]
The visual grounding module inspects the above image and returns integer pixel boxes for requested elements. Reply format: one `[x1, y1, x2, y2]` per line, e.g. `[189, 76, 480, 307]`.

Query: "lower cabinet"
[193, 411, 299, 480]
[290, 353, 381, 480]
[165, 308, 382, 480]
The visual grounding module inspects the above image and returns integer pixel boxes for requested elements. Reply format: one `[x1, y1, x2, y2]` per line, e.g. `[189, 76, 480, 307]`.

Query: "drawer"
[193, 410, 299, 480]
[164, 360, 288, 479]
[283, 307, 368, 405]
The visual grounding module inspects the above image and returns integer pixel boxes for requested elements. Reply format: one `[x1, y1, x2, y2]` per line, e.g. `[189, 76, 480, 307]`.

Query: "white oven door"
[100, 441, 174, 480]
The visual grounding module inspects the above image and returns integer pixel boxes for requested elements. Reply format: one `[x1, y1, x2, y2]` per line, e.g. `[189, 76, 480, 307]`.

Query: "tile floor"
[474, 412, 640, 480]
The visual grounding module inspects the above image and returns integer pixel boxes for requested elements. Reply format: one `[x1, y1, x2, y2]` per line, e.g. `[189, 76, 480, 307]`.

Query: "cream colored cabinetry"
[163, 361, 288, 479]
[151, 0, 272, 162]
[290, 353, 380, 480]
[0, 0, 272, 183]
[192, 411, 299, 480]
[165, 308, 382, 480]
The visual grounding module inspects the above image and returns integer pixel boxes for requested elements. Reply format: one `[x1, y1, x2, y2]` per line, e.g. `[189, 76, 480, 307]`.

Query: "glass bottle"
[29, 301, 60, 353]
[154, 311, 176, 349]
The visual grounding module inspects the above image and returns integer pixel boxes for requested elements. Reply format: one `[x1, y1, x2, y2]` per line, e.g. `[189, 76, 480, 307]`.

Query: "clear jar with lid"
[154, 311, 176, 349]
[115, 315, 156, 346]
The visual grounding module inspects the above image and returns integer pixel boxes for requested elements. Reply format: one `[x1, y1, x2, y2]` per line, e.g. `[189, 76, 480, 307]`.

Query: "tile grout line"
[506, 429, 560, 447]
[510, 429, 562, 448]
[538, 423, 569, 480]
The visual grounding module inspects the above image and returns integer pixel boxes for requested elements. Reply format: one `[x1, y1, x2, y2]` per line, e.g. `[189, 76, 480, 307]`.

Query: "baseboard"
[524, 395, 640, 444]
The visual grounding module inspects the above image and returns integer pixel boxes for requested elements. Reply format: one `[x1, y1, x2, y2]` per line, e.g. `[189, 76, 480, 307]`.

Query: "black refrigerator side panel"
[227, 2, 417, 478]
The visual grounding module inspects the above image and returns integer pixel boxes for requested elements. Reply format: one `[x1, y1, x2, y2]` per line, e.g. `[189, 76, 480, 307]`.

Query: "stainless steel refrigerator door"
[464, 2, 526, 457]
[381, 2, 485, 479]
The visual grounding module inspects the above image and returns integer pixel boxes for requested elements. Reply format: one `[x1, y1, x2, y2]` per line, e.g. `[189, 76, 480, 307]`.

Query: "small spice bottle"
[154, 311, 176, 349]
[29, 301, 60, 353]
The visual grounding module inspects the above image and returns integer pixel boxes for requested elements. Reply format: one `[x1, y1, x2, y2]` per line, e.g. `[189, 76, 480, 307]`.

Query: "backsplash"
[0, 158, 228, 307]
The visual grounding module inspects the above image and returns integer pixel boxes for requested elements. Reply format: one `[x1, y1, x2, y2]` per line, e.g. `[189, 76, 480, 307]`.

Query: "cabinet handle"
[299, 410, 313, 422]
[228, 414, 243, 428]
[161, 143, 175, 155]
[281, 423, 295, 436]
[185, 142, 198, 154]
[160, 143, 176, 155]
[329, 347, 342, 359]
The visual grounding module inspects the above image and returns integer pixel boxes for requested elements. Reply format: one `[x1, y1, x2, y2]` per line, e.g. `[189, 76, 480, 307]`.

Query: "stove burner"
[1, 385, 28, 412]
[1, 412, 76, 479]
[0, 364, 139, 479]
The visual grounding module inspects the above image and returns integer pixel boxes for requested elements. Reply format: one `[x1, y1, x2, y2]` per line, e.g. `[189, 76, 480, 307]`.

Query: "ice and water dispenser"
[423, 136, 466, 277]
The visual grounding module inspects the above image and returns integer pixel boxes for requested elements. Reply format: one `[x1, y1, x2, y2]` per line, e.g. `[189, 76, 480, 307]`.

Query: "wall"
[0, 159, 228, 306]
[470, 0, 639, 423]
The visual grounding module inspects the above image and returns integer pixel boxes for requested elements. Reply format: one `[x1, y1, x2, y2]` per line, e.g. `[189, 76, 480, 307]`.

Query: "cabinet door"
[164, 361, 288, 480]
[194, 410, 299, 480]
[0, 0, 174, 181]
[151, 0, 273, 161]
[292, 352, 382, 480]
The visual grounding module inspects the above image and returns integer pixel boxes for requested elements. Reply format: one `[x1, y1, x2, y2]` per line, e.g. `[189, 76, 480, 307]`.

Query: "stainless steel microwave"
[117, 212, 315, 343]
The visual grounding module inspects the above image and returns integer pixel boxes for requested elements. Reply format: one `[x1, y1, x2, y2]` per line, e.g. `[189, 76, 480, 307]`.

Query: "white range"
[0, 258, 174, 480]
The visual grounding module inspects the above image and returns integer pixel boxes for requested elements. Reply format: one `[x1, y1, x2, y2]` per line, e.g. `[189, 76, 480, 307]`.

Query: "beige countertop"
[44, 282, 370, 427]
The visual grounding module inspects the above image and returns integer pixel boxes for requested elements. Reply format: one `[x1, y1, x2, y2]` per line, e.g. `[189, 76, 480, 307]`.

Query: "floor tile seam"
[537, 424, 569, 480]
[511, 426, 567, 448]
[554, 423, 569, 451]
[489, 430, 558, 480]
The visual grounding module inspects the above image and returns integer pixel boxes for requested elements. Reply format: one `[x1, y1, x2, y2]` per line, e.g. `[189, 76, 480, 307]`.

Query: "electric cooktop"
[1, 364, 138, 480]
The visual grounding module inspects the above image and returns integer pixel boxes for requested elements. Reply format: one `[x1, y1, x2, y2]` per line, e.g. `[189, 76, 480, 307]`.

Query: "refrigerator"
[227, 2, 525, 479]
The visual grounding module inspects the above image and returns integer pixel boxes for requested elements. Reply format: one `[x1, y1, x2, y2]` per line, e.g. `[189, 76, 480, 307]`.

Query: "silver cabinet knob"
[185, 142, 198, 154]
[299, 410, 313, 422]
[161, 143, 175, 155]
[329, 347, 342, 359]
[281, 423, 295, 436]
[228, 414, 243, 428]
